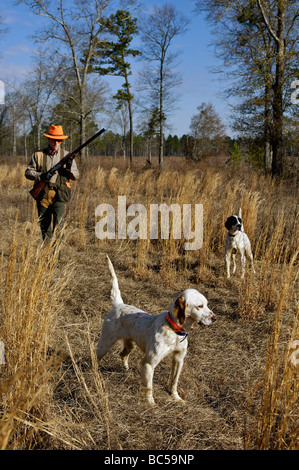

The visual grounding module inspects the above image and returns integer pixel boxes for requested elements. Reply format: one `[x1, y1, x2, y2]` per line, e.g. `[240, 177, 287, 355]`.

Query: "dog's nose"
[211, 312, 216, 322]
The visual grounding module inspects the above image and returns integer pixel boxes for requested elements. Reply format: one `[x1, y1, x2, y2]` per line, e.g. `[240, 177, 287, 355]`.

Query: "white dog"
[224, 208, 255, 279]
[96, 256, 216, 405]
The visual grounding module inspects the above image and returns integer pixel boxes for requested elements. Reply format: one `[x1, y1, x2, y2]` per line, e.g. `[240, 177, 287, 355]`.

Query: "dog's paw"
[171, 391, 185, 403]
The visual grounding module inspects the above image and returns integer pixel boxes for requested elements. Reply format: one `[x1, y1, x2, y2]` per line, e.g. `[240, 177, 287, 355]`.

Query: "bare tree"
[17, 0, 110, 158]
[194, 0, 299, 176]
[15, 50, 61, 149]
[51, 72, 108, 148]
[139, 4, 189, 165]
[0, 88, 27, 156]
[107, 102, 130, 160]
[256, 0, 298, 176]
[190, 102, 226, 160]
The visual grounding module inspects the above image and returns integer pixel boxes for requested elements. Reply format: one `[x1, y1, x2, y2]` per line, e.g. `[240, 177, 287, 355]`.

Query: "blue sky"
[0, 0, 233, 137]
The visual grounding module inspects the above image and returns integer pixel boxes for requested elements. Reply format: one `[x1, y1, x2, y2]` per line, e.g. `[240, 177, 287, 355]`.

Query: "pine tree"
[93, 10, 140, 163]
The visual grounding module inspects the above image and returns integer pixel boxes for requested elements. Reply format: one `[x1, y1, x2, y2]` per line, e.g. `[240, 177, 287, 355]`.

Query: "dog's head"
[172, 289, 216, 326]
[225, 214, 243, 233]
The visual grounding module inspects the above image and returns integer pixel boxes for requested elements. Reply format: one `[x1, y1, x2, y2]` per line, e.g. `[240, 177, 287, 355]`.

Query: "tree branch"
[256, 0, 279, 43]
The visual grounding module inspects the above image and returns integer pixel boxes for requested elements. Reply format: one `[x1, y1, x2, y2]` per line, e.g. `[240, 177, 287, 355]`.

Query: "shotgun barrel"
[29, 128, 105, 200]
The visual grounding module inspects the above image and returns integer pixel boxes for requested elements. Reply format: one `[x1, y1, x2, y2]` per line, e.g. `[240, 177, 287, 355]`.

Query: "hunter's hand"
[40, 171, 52, 181]
[65, 157, 73, 169]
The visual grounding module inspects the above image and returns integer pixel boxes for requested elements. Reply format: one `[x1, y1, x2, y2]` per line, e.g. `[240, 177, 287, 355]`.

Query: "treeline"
[0, 1, 298, 175]
[0, 124, 203, 161]
[1, 115, 298, 173]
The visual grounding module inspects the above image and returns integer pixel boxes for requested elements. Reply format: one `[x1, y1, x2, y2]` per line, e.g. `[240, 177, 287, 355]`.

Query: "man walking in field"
[25, 124, 79, 244]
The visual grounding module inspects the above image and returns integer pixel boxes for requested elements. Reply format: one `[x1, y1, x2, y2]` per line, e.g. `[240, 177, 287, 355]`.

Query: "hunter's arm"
[25, 153, 42, 181]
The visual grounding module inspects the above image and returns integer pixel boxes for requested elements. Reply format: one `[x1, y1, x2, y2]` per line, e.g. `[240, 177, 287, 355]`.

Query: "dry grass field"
[0, 154, 298, 450]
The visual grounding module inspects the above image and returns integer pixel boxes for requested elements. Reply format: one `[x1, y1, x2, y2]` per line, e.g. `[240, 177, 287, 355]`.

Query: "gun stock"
[29, 128, 105, 200]
[29, 180, 47, 200]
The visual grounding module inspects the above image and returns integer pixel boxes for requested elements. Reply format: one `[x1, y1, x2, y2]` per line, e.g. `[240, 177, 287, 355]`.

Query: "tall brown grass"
[0, 220, 66, 449]
[88, 160, 299, 450]
[0, 155, 298, 449]
[0, 219, 112, 449]
[244, 280, 299, 449]
[89, 164, 298, 294]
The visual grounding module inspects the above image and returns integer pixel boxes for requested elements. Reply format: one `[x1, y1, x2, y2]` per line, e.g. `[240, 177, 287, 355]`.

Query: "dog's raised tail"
[106, 255, 124, 306]
[238, 208, 244, 231]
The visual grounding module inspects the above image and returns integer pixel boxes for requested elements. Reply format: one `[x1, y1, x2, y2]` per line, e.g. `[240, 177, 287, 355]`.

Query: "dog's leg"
[170, 350, 186, 401]
[225, 252, 231, 279]
[96, 334, 118, 362]
[232, 252, 237, 275]
[141, 354, 162, 405]
[246, 246, 255, 275]
[251, 254, 255, 274]
[240, 250, 246, 279]
[141, 360, 155, 404]
[120, 339, 135, 370]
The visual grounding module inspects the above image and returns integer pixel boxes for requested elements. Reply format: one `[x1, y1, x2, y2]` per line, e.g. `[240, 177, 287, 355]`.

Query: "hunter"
[25, 124, 79, 243]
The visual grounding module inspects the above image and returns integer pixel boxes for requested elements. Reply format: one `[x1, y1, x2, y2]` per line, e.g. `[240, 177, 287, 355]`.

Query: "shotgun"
[29, 127, 105, 200]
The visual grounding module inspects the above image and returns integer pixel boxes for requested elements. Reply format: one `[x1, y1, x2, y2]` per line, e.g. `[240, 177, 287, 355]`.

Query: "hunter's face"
[48, 138, 62, 153]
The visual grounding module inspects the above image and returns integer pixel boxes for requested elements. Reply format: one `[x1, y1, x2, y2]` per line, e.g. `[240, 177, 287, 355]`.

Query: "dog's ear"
[173, 295, 187, 325]
[225, 217, 232, 230]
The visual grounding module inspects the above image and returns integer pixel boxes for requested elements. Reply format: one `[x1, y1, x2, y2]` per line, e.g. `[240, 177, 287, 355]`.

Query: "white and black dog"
[224, 209, 255, 279]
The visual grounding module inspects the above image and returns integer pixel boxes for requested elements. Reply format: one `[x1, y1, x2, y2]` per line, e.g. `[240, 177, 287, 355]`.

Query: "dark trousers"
[37, 200, 65, 243]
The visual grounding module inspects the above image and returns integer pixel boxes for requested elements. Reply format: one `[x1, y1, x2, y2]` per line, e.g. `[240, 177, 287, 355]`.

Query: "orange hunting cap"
[43, 124, 68, 140]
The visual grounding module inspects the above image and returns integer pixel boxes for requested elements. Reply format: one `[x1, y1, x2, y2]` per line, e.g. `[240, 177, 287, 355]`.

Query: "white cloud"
[1, 4, 31, 24]
[2, 43, 31, 57]
[0, 62, 31, 84]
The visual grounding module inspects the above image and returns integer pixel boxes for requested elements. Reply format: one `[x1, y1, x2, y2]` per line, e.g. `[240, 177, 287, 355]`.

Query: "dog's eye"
[196, 305, 203, 309]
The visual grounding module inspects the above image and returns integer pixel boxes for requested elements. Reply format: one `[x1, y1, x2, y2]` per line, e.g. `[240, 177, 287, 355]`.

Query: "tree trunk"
[24, 122, 27, 160]
[12, 105, 16, 157]
[36, 119, 41, 150]
[80, 86, 86, 160]
[271, 2, 285, 177]
[159, 62, 164, 166]
[264, 82, 272, 171]
[128, 90, 134, 164]
[129, 114, 133, 163]
[147, 136, 152, 164]
[257, 0, 286, 177]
